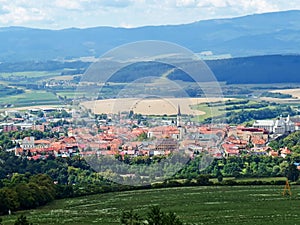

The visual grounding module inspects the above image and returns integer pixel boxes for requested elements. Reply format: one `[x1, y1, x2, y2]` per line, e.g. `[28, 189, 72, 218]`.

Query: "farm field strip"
[0, 90, 61, 107]
[82, 97, 232, 116]
[0, 71, 60, 78]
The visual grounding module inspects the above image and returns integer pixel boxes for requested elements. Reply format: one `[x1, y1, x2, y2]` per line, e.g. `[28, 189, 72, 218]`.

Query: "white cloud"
[98, 0, 133, 8]
[0, 0, 300, 28]
[207, 0, 228, 8]
[176, 0, 198, 7]
[54, 0, 82, 10]
[0, 3, 49, 25]
[247, 0, 279, 13]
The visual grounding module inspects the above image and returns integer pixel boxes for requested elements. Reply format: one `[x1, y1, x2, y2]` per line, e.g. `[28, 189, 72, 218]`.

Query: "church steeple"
[177, 105, 181, 127]
[178, 105, 181, 116]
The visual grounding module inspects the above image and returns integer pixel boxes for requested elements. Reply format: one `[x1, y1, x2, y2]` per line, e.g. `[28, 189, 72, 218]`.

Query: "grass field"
[191, 103, 224, 122]
[1, 185, 300, 225]
[0, 71, 60, 78]
[210, 177, 287, 184]
[0, 90, 61, 107]
[56, 91, 86, 99]
[191, 99, 274, 122]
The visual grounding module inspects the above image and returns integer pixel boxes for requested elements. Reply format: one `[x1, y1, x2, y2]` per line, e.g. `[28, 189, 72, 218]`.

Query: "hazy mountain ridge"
[1, 10, 300, 61]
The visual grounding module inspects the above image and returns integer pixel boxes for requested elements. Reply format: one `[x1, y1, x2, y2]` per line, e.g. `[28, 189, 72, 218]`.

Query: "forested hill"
[0, 54, 300, 84]
[206, 54, 300, 84]
[85, 55, 300, 84]
[95, 54, 300, 84]
[1, 10, 300, 61]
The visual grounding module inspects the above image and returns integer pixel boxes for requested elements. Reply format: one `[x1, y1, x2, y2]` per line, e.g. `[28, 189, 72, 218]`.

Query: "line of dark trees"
[205, 105, 296, 124]
[0, 84, 24, 98]
[175, 153, 300, 183]
[260, 92, 293, 99]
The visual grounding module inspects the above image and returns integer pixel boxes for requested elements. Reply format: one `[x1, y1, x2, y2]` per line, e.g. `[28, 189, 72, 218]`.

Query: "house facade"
[253, 115, 295, 134]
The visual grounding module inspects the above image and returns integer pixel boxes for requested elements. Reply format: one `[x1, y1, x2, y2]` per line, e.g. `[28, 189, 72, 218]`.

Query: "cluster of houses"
[222, 126, 292, 158]
[15, 136, 79, 160]
[0, 107, 299, 161]
[12, 123, 294, 161]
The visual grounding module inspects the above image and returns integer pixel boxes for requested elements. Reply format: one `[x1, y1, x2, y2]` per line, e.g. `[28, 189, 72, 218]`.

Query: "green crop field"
[0, 71, 60, 79]
[1, 185, 300, 225]
[0, 90, 61, 107]
[56, 91, 86, 99]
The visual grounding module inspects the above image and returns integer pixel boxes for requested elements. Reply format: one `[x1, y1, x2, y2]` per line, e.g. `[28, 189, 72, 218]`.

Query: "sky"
[0, 0, 300, 29]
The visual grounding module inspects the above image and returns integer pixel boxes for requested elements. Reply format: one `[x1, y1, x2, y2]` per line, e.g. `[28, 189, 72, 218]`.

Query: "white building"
[253, 115, 295, 134]
[21, 136, 35, 149]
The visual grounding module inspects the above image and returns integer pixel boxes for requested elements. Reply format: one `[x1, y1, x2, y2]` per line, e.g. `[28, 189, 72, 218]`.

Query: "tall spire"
[178, 105, 181, 116]
[177, 105, 181, 127]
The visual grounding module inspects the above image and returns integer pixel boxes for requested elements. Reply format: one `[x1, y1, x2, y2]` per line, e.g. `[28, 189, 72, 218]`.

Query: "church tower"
[177, 105, 181, 127]
[177, 105, 185, 140]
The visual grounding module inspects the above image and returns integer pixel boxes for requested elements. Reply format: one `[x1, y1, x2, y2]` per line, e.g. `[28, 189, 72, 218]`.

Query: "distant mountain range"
[1, 10, 300, 62]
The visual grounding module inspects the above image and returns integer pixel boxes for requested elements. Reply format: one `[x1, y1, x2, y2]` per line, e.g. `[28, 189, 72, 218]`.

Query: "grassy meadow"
[191, 99, 273, 122]
[0, 90, 61, 107]
[1, 185, 300, 225]
[0, 71, 60, 79]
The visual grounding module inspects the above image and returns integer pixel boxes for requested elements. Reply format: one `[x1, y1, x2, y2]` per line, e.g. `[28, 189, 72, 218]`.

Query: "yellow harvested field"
[270, 88, 300, 99]
[82, 98, 228, 115]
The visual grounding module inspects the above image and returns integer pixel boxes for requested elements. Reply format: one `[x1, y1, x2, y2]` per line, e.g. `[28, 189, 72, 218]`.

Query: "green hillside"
[1, 185, 300, 225]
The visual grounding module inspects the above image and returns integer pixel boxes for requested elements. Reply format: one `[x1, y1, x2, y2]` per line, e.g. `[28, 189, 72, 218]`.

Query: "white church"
[253, 115, 295, 134]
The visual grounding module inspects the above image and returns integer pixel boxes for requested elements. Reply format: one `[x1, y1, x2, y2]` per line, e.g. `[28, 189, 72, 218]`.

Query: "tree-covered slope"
[1, 10, 300, 61]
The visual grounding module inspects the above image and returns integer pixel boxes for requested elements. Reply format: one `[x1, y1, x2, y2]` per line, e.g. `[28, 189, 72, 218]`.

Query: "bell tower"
[177, 105, 181, 127]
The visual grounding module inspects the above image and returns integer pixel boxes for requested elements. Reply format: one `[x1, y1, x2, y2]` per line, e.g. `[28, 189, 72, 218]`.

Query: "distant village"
[1, 105, 300, 164]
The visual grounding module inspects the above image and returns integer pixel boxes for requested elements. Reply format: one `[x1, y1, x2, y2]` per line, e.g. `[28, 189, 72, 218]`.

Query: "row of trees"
[0, 84, 24, 98]
[204, 105, 296, 124]
[2, 149, 299, 190]
[220, 102, 270, 111]
[261, 92, 293, 99]
[176, 155, 300, 182]
[33, 110, 71, 119]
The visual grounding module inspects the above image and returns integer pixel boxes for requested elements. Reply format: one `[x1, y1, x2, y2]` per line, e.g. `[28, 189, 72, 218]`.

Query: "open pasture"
[1, 185, 299, 225]
[0, 71, 60, 79]
[0, 90, 60, 107]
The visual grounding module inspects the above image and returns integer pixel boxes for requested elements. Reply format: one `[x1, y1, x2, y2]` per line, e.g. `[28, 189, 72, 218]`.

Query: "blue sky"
[0, 0, 300, 29]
